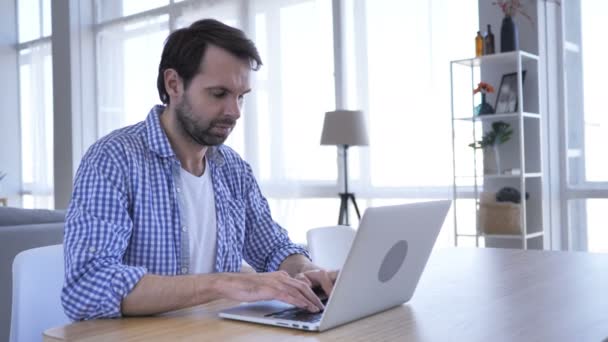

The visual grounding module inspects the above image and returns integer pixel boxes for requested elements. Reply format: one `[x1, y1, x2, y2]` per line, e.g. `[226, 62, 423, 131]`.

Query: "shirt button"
[89, 246, 96, 253]
[182, 226, 187, 232]
[181, 267, 188, 274]
[176, 187, 181, 193]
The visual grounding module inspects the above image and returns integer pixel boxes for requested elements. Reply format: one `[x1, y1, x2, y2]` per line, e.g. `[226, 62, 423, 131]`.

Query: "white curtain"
[19, 43, 54, 209]
[96, 15, 170, 137]
[95, 0, 241, 138]
[242, 0, 478, 244]
[349, 0, 478, 189]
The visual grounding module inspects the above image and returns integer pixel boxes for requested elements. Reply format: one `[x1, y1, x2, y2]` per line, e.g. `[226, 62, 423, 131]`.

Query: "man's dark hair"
[157, 18, 262, 104]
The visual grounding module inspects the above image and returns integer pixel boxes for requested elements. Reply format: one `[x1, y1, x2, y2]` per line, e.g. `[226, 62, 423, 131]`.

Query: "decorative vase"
[500, 15, 519, 52]
[492, 144, 502, 174]
[474, 93, 495, 116]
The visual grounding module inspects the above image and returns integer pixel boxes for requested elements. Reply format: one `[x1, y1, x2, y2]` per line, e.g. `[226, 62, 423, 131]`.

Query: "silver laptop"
[219, 200, 451, 332]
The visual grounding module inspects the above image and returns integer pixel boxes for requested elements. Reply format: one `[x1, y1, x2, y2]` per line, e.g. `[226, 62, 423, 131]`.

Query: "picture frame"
[494, 71, 526, 114]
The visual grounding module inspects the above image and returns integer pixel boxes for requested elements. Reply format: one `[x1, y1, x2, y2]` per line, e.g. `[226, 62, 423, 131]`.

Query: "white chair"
[10, 244, 70, 342]
[306, 225, 356, 270]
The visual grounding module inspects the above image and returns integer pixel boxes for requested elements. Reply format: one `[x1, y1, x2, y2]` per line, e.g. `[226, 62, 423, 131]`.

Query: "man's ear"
[164, 68, 183, 100]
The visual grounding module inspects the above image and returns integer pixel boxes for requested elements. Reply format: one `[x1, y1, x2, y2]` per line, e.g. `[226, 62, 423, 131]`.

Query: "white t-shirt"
[178, 161, 217, 274]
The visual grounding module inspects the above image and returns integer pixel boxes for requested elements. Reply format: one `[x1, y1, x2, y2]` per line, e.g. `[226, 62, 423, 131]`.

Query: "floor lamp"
[320, 110, 369, 226]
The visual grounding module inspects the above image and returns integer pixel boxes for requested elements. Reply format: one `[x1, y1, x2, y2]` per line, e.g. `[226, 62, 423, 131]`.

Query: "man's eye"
[211, 90, 227, 98]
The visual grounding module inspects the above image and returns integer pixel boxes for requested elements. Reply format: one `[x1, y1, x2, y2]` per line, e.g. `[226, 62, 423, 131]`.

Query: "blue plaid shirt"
[62, 105, 309, 321]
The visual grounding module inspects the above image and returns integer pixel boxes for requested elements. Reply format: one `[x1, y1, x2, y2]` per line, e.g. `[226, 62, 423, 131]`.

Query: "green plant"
[469, 121, 513, 174]
[468, 121, 513, 149]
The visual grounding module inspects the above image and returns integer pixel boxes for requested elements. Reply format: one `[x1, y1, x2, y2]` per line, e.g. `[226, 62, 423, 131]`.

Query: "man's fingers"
[274, 274, 322, 312]
[285, 276, 325, 311]
[300, 269, 337, 298]
[294, 273, 312, 287]
[317, 272, 334, 298]
[275, 291, 313, 311]
[226, 271, 329, 312]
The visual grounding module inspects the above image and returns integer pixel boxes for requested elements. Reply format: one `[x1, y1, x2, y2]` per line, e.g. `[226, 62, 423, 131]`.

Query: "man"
[62, 18, 336, 321]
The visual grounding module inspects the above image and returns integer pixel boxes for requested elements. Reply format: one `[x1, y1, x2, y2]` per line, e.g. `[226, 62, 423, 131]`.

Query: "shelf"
[456, 234, 479, 237]
[451, 49, 544, 250]
[455, 173, 542, 180]
[482, 231, 544, 240]
[453, 112, 540, 121]
[484, 172, 542, 179]
[451, 50, 539, 67]
[456, 231, 543, 239]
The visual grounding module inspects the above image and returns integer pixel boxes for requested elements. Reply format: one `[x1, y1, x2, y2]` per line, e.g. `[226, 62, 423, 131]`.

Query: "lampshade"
[320, 110, 369, 146]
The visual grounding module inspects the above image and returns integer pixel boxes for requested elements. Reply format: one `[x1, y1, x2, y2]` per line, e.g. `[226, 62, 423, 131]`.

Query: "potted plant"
[468, 121, 513, 174]
[473, 81, 495, 116]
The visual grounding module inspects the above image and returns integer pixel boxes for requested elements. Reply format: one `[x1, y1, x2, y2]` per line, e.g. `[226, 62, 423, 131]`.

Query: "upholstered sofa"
[0, 207, 65, 342]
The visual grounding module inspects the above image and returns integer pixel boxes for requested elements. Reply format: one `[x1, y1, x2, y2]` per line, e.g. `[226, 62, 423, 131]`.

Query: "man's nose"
[225, 97, 242, 120]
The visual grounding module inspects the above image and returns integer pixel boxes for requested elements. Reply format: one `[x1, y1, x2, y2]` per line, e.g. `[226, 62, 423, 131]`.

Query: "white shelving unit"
[450, 51, 544, 250]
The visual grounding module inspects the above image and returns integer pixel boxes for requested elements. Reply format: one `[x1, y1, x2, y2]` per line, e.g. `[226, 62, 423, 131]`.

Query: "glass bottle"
[475, 31, 484, 57]
[484, 24, 495, 55]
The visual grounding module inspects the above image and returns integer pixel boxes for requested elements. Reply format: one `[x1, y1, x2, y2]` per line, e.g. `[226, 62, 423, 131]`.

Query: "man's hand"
[121, 256, 338, 317]
[216, 271, 325, 312]
[278, 253, 339, 300]
[294, 269, 339, 299]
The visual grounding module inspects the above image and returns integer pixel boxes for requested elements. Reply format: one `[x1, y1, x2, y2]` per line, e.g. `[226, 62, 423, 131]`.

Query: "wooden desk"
[44, 248, 608, 341]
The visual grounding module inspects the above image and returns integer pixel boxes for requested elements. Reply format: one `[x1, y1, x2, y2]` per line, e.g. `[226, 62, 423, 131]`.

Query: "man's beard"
[175, 95, 235, 147]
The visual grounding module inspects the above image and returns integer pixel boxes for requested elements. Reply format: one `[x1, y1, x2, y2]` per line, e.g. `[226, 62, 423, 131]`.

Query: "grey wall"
[51, 0, 75, 209]
[51, 0, 96, 209]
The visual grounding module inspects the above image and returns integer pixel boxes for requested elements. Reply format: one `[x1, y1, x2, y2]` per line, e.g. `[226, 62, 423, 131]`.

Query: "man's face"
[174, 45, 251, 146]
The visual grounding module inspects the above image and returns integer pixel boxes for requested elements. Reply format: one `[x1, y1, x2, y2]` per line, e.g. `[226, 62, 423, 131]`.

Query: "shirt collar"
[145, 105, 175, 158]
[144, 104, 225, 165]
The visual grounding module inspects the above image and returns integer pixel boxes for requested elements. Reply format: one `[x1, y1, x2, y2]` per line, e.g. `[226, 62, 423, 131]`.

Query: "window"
[18, 0, 52, 42]
[563, 1, 608, 252]
[95, 0, 170, 22]
[17, 0, 54, 208]
[251, 0, 336, 184]
[96, 15, 170, 137]
[353, 0, 478, 189]
[336, 0, 477, 245]
[262, 0, 477, 243]
[91, 0, 477, 245]
[94, 0, 240, 138]
[569, 1, 608, 185]
[93, 0, 338, 242]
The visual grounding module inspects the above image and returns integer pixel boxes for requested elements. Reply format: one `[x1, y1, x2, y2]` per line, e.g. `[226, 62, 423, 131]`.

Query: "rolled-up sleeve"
[61, 148, 146, 321]
[240, 163, 310, 272]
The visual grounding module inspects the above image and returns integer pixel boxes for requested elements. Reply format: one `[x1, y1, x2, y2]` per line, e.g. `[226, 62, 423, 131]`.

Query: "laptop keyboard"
[264, 298, 328, 323]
